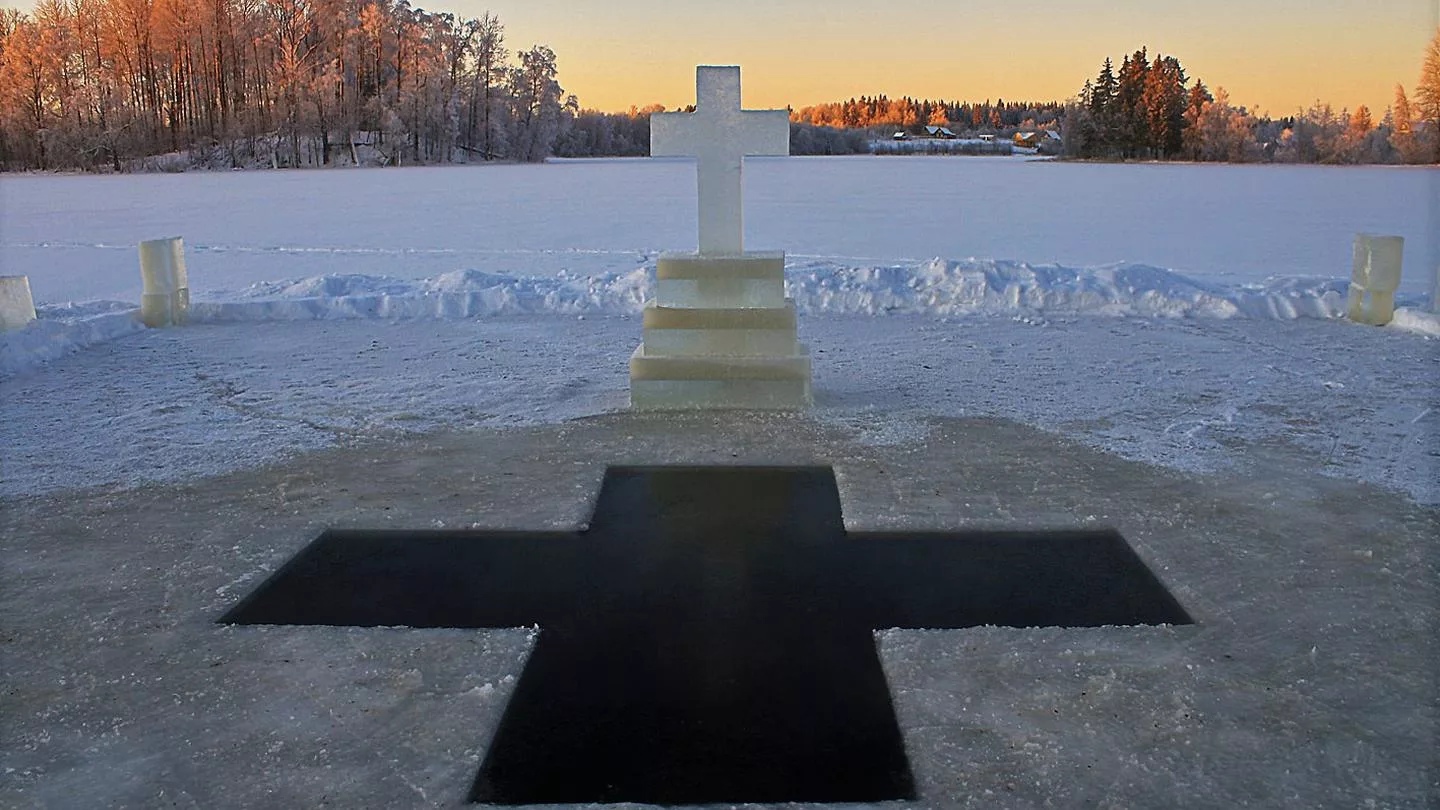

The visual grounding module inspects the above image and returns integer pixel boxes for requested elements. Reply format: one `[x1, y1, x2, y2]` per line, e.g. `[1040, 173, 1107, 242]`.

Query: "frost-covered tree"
[461, 10, 505, 160]
[1190, 88, 1257, 162]
[1181, 80, 1213, 160]
[1414, 27, 1440, 161]
[0, 0, 598, 170]
[506, 44, 564, 162]
[1389, 83, 1433, 163]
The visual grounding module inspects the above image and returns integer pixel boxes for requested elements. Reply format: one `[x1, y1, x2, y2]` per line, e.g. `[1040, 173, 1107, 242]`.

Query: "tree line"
[0, 0, 869, 170]
[549, 106, 869, 159]
[794, 95, 1062, 133]
[0, 0, 572, 170]
[2, 0, 1435, 171]
[1063, 38, 1440, 164]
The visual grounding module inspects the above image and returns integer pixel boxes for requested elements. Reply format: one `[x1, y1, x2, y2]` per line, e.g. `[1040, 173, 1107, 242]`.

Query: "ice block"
[1348, 234, 1403, 326]
[138, 237, 190, 327]
[0, 275, 36, 331]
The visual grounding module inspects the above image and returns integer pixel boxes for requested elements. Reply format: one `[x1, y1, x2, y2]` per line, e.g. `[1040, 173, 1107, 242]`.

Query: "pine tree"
[1394, 83, 1413, 134]
[1089, 57, 1117, 155]
[1091, 57, 1116, 114]
[1115, 48, 1150, 157]
[1141, 54, 1187, 158]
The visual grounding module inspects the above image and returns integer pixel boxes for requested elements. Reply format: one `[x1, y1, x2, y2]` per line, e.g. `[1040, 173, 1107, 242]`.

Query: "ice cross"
[652, 66, 790, 254]
[221, 466, 1191, 805]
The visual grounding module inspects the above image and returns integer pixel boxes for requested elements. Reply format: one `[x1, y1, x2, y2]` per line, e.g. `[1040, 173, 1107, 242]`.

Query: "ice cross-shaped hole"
[220, 466, 1192, 805]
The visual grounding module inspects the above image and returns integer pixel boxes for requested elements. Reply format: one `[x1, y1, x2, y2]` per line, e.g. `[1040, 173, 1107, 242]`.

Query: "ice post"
[138, 237, 190, 328]
[0, 275, 37, 331]
[630, 66, 812, 409]
[1346, 234, 1403, 326]
[1431, 260, 1439, 314]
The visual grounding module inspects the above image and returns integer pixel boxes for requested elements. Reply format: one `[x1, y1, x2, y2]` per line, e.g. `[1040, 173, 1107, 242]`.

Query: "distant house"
[1012, 130, 1062, 149]
[1013, 131, 1042, 148]
[924, 126, 957, 139]
[893, 131, 909, 140]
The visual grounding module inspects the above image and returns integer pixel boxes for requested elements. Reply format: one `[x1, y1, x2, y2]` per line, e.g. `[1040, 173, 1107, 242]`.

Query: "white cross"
[651, 66, 790, 255]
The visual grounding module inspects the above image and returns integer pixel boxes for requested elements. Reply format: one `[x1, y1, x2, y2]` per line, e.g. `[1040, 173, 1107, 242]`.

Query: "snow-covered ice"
[1, 160, 1436, 507]
[4, 158, 1437, 302]
[1, 159, 1437, 810]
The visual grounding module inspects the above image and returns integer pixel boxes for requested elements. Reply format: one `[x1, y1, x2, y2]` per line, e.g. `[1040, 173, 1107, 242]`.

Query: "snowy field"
[1, 158, 1437, 506]
[4, 157, 1438, 302]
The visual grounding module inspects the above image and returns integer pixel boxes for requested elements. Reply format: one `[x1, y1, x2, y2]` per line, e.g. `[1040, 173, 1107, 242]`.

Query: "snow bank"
[786, 259, 1350, 319]
[0, 302, 143, 377]
[1388, 307, 1440, 337]
[193, 259, 1352, 321]
[194, 268, 651, 321]
[0, 259, 1385, 378]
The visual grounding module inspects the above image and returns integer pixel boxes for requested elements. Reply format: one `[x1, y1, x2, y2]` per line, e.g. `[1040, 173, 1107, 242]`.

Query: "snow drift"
[3, 259, 1430, 379]
[191, 259, 1358, 320]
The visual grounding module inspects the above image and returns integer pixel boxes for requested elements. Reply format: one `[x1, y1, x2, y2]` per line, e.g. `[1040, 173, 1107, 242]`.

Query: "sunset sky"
[447, 0, 1437, 117]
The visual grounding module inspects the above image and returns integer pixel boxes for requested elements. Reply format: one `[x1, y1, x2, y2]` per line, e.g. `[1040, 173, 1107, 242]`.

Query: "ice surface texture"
[650, 66, 789, 255]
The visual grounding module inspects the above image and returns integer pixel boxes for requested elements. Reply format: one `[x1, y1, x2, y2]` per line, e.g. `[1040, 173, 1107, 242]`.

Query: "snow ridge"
[786, 259, 1350, 319]
[4, 259, 1427, 379]
[0, 306, 144, 377]
[195, 268, 652, 321]
[194, 259, 1354, 321]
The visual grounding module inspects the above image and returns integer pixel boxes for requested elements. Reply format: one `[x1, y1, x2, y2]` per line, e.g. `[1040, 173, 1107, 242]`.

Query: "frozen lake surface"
[3, 157, 1437, 302]
[1, 157, 1436, 506]
[3, 157, 1438, 810]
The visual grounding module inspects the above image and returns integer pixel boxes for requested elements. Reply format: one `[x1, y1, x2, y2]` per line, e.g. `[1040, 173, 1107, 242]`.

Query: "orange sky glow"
[6, 0, 1433, 117]
[452, 0, 1437, 118]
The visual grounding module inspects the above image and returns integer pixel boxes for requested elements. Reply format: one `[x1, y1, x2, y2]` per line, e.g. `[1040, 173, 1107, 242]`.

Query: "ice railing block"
[138, 237, 189, 327]
[1346, 286, 1395, 326]
[1352, 234, 1403, 291]
[1348, 234, 1403, 326]
[0, 275, 37, 331]
[1430, 261, 1440, 314]
[139, 237, 188, 292]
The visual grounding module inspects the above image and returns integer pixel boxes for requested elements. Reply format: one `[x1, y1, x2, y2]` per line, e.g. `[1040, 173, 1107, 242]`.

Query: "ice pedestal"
[1347, 234, 1403, 326]
[138, 237, 190, 327]
[0, 275, 37, 331]
[630, 252, 811, 410]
